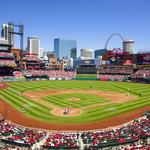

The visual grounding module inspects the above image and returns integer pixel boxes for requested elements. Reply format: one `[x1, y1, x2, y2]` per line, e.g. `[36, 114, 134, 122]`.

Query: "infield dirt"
[0, 87, 149, 130]
[0, 98, 149, 131]
[23, 89, 137, 116]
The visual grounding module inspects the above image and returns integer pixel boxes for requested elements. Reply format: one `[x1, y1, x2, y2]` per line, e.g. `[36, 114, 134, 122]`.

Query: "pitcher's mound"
[51, 108, 82, 117]
[68, 97, 81, 101]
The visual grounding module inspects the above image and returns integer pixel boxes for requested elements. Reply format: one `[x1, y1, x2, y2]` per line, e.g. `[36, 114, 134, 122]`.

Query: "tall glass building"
[94, 49, 107, 58]
[54, 38, 77, 59]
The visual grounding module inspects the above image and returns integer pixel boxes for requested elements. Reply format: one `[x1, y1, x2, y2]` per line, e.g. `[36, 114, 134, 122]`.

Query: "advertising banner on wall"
[123, 60, 133, 65]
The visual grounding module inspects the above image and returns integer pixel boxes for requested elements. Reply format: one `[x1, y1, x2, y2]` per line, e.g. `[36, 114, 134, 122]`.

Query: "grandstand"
[22, 70, 76, 80]
[0, 114, 149, 149]
[96, 50, 150, 83]
[0, 43, 25, 82]
[0, 43, 17, 81]
[22, 53, 40, 70]
[97, 65, 133, 81]
[0, 44, 15, 76]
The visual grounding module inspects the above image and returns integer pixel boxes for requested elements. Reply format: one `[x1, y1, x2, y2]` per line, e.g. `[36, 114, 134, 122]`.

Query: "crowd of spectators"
[132, 69, 150, 79]
[43, 132, 79, 149]
[0, 120, 79, 149]
[86, 138, 150, 150]
[81, 117, 150, 149]
[0, 115, 149, 149]
[22, 70, 76, 80]
[0, 52, 14, 58]
[0, 119, 46, 147]
[27, 65, 40, 70]
[97, 74, 128, 81]
[23, 54, 40, 61]
[98, 66, 133, 75]
[114, 139, 150, 150]
[97, 65, 150, 81]
[0, 70, 76, 81]
[0, 49, 16, 69]
[0, 60, 16, 67]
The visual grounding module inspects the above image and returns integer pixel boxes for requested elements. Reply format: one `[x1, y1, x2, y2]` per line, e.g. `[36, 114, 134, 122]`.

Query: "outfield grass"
[0, 80, 150, 124]
[76, 74, 97, 79]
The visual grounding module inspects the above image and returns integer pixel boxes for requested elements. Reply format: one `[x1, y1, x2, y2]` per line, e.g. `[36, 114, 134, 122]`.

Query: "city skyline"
[0, 0, 150, 55]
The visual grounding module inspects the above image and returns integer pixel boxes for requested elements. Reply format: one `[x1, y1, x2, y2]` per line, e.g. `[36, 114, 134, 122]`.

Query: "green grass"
[0, 80, 149, 124]
[76, 74, 97, 79]
[43, 93, 110, 108]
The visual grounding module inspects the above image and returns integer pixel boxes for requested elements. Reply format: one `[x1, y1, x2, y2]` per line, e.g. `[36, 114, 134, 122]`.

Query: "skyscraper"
[70, 48, 77, 59]
[1, 24, 15, 46]
[27, 36, 40, 58]
[8, 23, 14, 46]
[54, 38, 77, 59]
[123, 40, 134, 54]
[1, 24, 8, 40]
[94, 49, 107, 58]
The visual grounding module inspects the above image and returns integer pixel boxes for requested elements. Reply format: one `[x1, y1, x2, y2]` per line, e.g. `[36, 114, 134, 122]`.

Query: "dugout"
[25, 75, 49, 81]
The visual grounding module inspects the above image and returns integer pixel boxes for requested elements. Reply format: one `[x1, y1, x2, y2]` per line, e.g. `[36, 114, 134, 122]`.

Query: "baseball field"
[0, 80, 150, 130]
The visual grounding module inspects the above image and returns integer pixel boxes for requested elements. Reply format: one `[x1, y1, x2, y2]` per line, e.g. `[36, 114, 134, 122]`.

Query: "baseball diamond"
[0, 80, 149, 130]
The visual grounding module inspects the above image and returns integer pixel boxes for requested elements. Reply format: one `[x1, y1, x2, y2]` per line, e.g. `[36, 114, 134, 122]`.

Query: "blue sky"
[0, 0, 150, 55]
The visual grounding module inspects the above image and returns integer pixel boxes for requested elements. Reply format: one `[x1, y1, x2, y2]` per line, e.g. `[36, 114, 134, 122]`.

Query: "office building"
[123, 40, 134, 54]
[80, 49, 93, 59]
[70, 48, 77, 59]
[94, 49, 107, 58]
[27, 36, 40, 58]
[1, 24, 8, 40]
[1, 24, 14, 45]
[2, 24, 14, 46]
[54, 38, 77, 59]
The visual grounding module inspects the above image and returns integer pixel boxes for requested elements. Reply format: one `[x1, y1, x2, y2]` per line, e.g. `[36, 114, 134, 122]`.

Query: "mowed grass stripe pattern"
[0, 81, 149, 124]
[43, 93, 109, 108]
